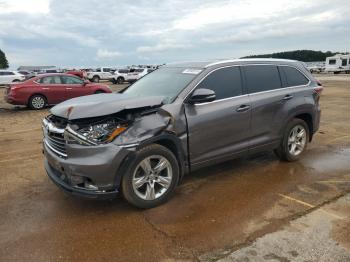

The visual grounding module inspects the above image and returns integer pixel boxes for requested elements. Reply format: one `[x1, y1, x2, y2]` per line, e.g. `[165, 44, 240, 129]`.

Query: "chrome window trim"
[184, 63, 311, 105]
[194, 94, 249, 106]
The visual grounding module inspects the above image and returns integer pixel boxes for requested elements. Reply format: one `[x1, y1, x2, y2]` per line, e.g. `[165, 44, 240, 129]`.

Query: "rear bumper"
[4, 94, 25, 105]
[313, 108, 321, 134]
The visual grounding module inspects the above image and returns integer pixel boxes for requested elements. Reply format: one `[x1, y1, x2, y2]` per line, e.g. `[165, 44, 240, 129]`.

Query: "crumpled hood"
[50, 93, 164, 120]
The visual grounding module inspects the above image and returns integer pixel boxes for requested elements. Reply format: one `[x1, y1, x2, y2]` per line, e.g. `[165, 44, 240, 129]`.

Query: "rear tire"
[29, 94, 46, 110]
[274, 119, 309, 162]
[117, 77, 124, 84]
[92, 75, 100, 82]
[12, 79, 21, 82]
[121, 144, 179, 209]
[94, 90, 105, 94]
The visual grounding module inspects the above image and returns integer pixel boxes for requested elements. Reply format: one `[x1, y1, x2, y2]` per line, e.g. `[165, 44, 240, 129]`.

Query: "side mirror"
[188, 88, 216, 104]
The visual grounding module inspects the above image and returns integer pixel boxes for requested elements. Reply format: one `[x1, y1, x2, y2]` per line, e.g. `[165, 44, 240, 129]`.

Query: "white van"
[325, 54, 350, 74]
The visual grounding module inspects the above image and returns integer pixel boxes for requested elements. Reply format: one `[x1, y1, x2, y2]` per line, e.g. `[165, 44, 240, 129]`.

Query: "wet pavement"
[1, 76, 350, 261]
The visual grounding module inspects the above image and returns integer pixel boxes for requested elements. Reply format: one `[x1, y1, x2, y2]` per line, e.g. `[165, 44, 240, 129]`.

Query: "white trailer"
[325, 54, 350, 74]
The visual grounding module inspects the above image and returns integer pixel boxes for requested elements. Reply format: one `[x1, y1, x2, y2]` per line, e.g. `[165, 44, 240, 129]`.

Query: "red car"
[66, 70, 85, 79]
[4, 73, 112, 109]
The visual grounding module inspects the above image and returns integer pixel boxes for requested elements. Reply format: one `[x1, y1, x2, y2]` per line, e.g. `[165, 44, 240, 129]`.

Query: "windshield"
[123, 67, 201, 103]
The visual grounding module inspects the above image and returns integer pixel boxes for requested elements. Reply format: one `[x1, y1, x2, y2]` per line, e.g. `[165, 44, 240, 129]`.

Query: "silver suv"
[42, 59, 322, 208]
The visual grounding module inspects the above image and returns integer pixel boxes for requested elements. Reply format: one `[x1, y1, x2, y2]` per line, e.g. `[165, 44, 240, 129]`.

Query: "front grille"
[43, 118, 67, 158]
[46, 132, 67, 157]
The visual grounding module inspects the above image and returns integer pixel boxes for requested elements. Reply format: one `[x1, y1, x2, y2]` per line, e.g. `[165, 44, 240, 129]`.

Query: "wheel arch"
[294, 113, 313, 142]
[114, 133, 188, 190]
[139, 134, 188, 182]
[28, 93, 48, 105]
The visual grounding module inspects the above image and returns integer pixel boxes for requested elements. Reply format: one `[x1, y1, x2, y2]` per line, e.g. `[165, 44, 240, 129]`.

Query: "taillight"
[314, 79, 323, 94]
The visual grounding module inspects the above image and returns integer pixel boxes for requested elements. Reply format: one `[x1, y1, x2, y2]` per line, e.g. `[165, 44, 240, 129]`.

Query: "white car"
[126, 68, 153, 82]
[87, 67, 114, 82]
[109, 69, 130, 84]
[0, 70, 25, 85]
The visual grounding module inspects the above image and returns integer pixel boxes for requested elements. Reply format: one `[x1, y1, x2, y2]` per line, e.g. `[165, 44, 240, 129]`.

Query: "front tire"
[274, 119, 309, 161]
[29, 94, 46, 110]
[116, 77, 124, 84]
[121, 144, 179, 209]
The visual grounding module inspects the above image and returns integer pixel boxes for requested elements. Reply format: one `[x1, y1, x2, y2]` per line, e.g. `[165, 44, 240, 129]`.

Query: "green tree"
[241, 50, 338, 62]
[0, 49, 9, 69]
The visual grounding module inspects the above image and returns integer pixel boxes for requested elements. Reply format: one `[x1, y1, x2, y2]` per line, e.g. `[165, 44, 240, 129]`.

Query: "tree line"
[241, 50, 346, 62]
[0, 48, 9, 69]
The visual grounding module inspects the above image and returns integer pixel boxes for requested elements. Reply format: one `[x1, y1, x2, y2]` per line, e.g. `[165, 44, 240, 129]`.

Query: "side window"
[96, 68, 101, 72]
[328, 59, 336, 65]
[39, 76, 62, 84]
[196, 67, 243, 100]
[279, 66, 309, 87]
[3, 71, 14, 75]
[244, 65, 281, 93]
[103, 68, 111, 72]
[61, 76, 83, 84]
[342, 59, 347, 66]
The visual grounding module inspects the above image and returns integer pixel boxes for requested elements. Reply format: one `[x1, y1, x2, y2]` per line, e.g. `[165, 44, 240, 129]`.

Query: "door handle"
[283, 94, 293, 101]
[236, 104, 250, 112]
[66, 88, 73, 90]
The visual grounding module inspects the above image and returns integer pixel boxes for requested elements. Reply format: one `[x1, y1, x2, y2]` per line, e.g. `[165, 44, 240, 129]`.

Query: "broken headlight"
[68, 119, 128, 145]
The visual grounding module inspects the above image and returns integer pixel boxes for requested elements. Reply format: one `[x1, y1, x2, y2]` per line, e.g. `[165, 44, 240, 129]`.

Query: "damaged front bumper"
[43, 138, 135, 199]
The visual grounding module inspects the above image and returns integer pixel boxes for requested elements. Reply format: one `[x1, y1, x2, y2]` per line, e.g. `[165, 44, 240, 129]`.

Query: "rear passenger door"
[185, 66, 251, 167]
[243, 64, 309, 151]
[38, 76, 67, 104]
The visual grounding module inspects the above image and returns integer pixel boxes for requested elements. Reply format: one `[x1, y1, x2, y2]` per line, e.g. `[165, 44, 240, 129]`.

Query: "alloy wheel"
[132, 155, 173, 201]
[31, 96, 45, 109]
[288, 125, 306, 156]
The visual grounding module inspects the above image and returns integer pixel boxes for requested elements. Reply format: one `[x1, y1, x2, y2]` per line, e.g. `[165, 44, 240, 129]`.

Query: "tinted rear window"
[39, 76, 62, 84]
[244, 65, 281, 93]
[279, 66, 309, 87]
[196, 66, 242, 100]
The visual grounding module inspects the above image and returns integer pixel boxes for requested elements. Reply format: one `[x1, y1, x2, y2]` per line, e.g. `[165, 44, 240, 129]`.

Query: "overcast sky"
[0, 0, 349, 68]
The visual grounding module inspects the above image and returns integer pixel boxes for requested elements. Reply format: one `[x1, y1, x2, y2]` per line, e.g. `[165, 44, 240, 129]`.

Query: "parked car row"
[87, 67, 154, 83]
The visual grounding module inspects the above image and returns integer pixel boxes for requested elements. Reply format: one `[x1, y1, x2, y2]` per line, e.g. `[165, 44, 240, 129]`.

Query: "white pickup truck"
[86, 67, 114, 82]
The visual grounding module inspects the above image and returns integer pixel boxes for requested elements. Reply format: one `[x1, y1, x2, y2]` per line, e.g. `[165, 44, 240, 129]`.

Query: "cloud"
[137, 42, 192, 54]
[0, 0, 50, 14]
[0, 0, 349, 68]
[96, 49, 121, 59]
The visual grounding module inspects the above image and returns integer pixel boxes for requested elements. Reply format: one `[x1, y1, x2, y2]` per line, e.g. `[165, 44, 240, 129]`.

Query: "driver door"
[184, 66, 251, 168]
[61, 76, 92, 99]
